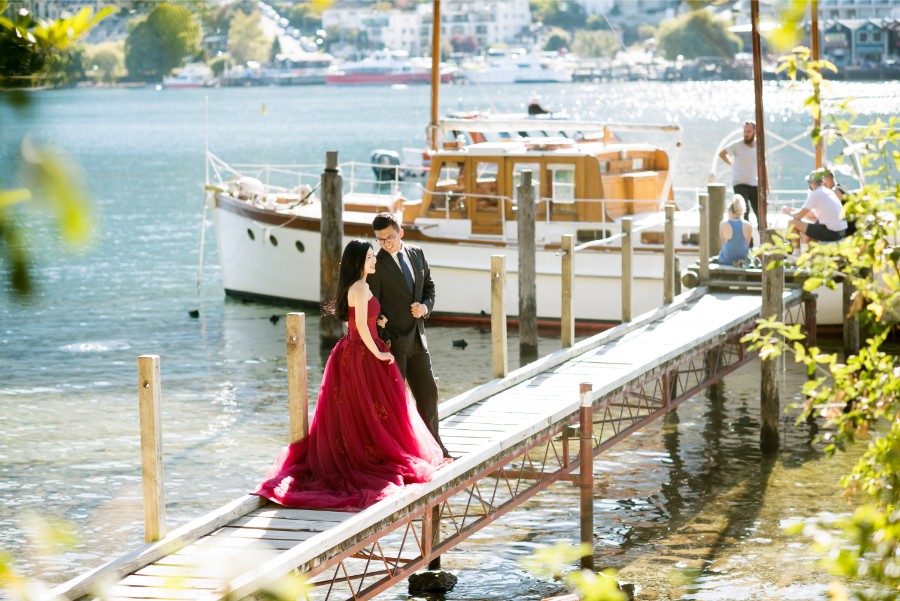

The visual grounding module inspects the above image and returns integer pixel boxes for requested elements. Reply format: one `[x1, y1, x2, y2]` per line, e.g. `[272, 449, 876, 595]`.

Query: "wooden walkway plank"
[53, 287, 811, 601]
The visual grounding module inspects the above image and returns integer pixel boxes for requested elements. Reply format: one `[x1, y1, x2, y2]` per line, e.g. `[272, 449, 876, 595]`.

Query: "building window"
[873, 32, 882, 43]
[858, 31, 868, 44]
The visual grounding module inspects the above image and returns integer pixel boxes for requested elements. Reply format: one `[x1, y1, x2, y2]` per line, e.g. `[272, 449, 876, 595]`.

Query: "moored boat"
[326, 50, 453, 85]
[204, 119, 704, 327]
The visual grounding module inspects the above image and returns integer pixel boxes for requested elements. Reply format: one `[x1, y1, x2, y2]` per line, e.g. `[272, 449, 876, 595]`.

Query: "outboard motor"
[370, 149, 402, 182]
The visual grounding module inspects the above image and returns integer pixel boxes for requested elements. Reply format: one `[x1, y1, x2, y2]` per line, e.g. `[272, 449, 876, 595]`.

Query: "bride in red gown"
[254, 240, 447, 511]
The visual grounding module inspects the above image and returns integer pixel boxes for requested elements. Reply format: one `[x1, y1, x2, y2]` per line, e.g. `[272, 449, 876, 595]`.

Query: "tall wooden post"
[561, 235, 574, 348]
[491, 255, 508, 378]
[320, 151, 344, 348]
[811, 0, 823, 169]
[138, 355, 166, 543]
[698, 192, 710, 282]
[578, 382, 594, 571]
[708, 184, 726, 259]
[750, 0, 770, 234]
[664, 204, 675, 304]
[621, 217, 633, 322]
[286, 313, 309, 443]
[517, 171, 538, 360]
[842, 277, 860, 358]
[761, 229, 783, 452]
[804, 292, 818, 349]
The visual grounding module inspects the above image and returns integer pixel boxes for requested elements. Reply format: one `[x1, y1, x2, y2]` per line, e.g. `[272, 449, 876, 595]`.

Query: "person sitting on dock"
[782, 169, 847, 253]
[253, 240, 448, 511]
[717, 194, 753, 267]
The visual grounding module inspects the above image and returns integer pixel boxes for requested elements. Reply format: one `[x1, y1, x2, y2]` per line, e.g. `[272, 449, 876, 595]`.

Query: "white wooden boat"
[204, 119, 711, 327]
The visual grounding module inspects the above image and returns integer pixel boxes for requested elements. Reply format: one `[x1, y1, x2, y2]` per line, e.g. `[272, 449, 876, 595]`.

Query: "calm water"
[1, 81, 897, 599]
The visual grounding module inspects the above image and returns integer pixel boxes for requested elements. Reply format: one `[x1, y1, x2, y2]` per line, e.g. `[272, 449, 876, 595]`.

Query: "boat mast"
[429, 0, 441, 151]
[750, 0, 769, 235]
[811, 0, 822, 169]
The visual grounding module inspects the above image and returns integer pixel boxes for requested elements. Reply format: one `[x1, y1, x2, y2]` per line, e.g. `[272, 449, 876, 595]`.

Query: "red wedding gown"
[253, 295, 446, 510]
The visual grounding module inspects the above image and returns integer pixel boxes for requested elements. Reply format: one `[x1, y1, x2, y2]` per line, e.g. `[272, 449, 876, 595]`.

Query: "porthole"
[295, 240, 305, 253]
[247, 228, 255, 241]
[269, 234, 278, 247]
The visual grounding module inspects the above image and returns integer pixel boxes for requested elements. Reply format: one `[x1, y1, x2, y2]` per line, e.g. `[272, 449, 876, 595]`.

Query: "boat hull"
[210, 195, 801, 326]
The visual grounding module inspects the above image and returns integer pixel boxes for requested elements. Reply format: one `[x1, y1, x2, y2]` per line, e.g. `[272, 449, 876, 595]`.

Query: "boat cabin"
[408, 139, 673, 235]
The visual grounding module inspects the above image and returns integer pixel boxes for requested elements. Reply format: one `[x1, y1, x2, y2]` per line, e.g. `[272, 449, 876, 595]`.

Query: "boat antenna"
[429, 0, 441, 151]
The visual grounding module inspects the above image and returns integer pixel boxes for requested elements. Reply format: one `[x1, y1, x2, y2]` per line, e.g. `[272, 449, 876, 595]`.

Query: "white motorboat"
[204, 118, 705, 327]
[460, 49, 573, 84]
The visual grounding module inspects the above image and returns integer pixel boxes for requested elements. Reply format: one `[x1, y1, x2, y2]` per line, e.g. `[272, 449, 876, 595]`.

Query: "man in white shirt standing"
[719, 121, 760, 224]
[782, 168, 848, 252]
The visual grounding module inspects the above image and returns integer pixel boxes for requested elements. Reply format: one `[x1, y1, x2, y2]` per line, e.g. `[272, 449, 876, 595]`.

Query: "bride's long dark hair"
[325, 239, 372, 321]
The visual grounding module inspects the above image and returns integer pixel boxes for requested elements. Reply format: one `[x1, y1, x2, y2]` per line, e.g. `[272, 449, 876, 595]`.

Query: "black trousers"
[733, 184, 759, 221]
[394, 333, 446, 453]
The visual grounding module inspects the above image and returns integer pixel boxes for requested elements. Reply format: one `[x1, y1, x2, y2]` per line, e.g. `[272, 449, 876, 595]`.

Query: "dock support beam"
[621, 218, 632, 322]
[138, 355, 166, 543]
[708, 183, 726, 259]
[286, 312, 309, 443]
[842, 277, 860, 358]
[320, 151, 344, 348]
[664, 204, 675, 304]
[491, 255, 508, 378]
[517, 171, 538, 361]
[561, 235, 574, 348]
[698, 192, 710, 283]
[578, 382, 594, 571]
[760, 229, 783, 452]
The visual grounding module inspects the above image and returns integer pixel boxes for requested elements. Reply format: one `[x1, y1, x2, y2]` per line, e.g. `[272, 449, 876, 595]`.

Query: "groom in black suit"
[368, 213, 451, 459]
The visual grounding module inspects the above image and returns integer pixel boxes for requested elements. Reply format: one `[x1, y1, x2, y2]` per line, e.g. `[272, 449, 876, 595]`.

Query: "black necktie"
[397, 252, 414, 291]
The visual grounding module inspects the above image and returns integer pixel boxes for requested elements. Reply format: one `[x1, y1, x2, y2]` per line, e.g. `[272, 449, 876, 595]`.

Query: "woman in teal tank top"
[718, 194, 753, 267]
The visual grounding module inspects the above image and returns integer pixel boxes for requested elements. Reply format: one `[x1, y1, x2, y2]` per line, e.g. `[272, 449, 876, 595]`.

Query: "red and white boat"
[326, 50, 453, 85]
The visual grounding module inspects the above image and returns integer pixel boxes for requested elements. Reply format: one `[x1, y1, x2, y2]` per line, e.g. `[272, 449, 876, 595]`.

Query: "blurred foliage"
[124, 2, 200, 81]
[227, 9, 270, 67]
[742, 18, 900, 598]
[573, 30, 620, 59]
[529, 0, 588, 32]
[86, 40, 125, 84]
[0, 0, 112, 88]
[656, 9, 741, 61]
[0, 0, 103, 298]
[521, 543, 627, 601]
[543, 28, 569, 52]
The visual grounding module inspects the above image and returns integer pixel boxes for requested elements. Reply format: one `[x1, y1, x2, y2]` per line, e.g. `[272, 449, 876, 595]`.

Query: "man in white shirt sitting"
[782, 168, 848, 252]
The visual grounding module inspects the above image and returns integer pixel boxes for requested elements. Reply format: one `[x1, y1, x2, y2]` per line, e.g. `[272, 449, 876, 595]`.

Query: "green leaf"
[0, 188, 32, 209]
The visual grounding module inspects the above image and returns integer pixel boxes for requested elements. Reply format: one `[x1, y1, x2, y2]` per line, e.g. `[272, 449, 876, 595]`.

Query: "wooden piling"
[561, 235, 574, 348]
[427, 504, 442, 570]
[578, 382, 594, 571]
[698, 192, 710, 282]
[708, 183, 726, 259]
[664, 204, 675, 304]
[138, 355, 166, 543]
[286, 313, 309, 443]
[621, 218, 633, 322]
[491, 255, 508, 378]
[803, 292, 817, 349]
[842, 277, 860, 358]
[517, 171, 538, 360]
[760, 229, 784, 452]
[320, 151, 344, 348]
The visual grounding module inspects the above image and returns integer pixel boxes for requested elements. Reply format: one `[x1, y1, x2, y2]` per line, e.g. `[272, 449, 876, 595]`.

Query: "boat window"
[548, 164, 576, 204]
[511, 162, 540, 205]
[475, 161, 500, 213]
[432, 161, 466, 212]
[632, 157, 645, 171]
[598, 162, 609, 174]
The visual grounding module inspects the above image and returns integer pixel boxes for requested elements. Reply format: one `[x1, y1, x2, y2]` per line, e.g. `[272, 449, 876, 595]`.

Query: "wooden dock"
[50, 286, 807, 601]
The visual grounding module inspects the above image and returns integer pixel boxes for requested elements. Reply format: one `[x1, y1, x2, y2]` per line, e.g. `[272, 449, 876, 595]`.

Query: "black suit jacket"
[367, 244, 435, 354]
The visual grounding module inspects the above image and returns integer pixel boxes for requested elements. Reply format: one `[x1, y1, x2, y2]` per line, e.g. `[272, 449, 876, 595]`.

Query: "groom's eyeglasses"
[376, 234, 398, 244]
